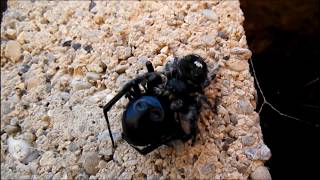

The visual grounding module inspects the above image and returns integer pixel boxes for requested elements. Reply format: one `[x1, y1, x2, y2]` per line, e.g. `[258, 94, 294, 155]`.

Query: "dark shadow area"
[240, 0, 320, 179]
[0, 0, 8, 24]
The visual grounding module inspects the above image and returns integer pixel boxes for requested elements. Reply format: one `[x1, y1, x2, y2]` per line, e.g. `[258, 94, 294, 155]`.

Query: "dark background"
[240, 0, 320, 179]
[1, 0, 320, 179]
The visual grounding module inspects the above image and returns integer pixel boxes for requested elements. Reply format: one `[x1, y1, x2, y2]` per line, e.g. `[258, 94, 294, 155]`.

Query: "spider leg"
[146, 61, 154, 72]
[178, 105, 199, 144]
[195, 93, 213, 109]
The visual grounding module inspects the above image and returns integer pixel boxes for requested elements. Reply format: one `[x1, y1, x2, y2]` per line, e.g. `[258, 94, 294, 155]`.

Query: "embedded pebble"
[86, 72, 101, 81]
[18, 64, 30, 74]
[258, 144, 272, 160]
[68, 142, 79, 152]
[62, 40, 72, 47]
[226, 59, 249, 72]
[202, 34, 216, 46]
[1, 101, 13, 115]
[83, 152, 100, 175]
[238, 98, 255, 114]
[244, 147, 258, 160]
[160, 46, 169, 54]
[16, 32, 25, 45]
[202, 9, 218, 22]
[230, 47, 252, 60]
[84, 45, 93, 53]
[71, 80, 92, 91]
[39, 151, 56, 166]
[5, 28, 17, 39]
[89, 1, 96, 12]
[218, 31, 228, 39]
[72, 43, 81, 50]
[4, 125, 20, 135]
[8, 137, 31, 161]
[5, 40, 21, 62]
[250, 166, 272, 180]
[21, 150, 40, 164]
[199, 163, 214, 177]
[114, 64, 129, 74]
[241, 135, 255, 146]
[114, 46, 132, 60]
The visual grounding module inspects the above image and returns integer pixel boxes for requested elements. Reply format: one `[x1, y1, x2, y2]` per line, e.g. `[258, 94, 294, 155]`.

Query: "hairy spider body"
[103, 54, 211, 154]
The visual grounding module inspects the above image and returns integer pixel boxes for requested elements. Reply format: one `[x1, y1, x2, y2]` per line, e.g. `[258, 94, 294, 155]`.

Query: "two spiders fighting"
[103, 54, 216, 154]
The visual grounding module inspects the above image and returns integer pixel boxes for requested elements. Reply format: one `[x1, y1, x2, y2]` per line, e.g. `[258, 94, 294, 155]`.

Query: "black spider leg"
[125, 84, 141, 100]
[195, 93, 214, 110]
[177, 97, 201, 145]
[146, 61, 154, 72]
[126, 61, 154, 99]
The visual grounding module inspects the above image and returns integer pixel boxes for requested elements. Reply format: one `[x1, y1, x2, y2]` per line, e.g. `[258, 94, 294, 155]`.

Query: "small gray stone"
[237, 98, 254, 115]
[226, 60, 248, 72]
[114, 64, 129, 74]
[75, 171, 89, 180]
[218, 31, 228, 39]
[241, 135, 255, 146]
[83, 152, 100, 175]
[39, 151, 56, 166]
[46, 53, 56, 62]
[72, 80, 92, 91]
[18, 175, 31, 180]
[68, 142, 78, 152]
[258, 144, 271, 160]
[89, 1, 96, 12]
[72, 43, 82, 50]
[137, 56, 148, 66]
[8, 137, 31, 161]
[60, 92, 70, 101]
[199, 163, 214, 176]
[10, 117, 19, 125]
[21, 150, 40, 164]
[230, 47, 252, 60]
[244, 147, 258, 160]
[18, 64, 30, 74]
[250, 166, 272, 180]
[31, 56, 40, 64]
[202, 9, 218, 22]
[99, 147, 113, 161]
[4, 125, 20, 135]
[114, 46, 132, 60]
[202, 34, 215, 46]
[86, 72, 101, 81]
[22, 131, 36, 143]
[230, 114, 238, 125]
[1, 101, 13, 115]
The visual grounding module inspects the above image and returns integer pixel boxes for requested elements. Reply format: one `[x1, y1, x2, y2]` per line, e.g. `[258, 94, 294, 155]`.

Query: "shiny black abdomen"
[122, 96, 176, 146]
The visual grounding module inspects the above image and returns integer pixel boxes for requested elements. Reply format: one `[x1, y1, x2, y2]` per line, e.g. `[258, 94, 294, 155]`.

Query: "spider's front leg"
[178, 104, 200, 144]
